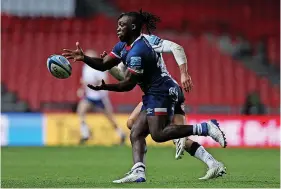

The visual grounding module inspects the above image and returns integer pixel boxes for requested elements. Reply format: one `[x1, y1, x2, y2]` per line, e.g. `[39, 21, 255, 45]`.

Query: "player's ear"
[132, 24, 136, 30]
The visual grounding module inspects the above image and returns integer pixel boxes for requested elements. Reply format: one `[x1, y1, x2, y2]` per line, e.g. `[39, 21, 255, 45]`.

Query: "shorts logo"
[169, 87, 178, 101]
[181, 103, 185, 111]
[146, 108, 153, 114]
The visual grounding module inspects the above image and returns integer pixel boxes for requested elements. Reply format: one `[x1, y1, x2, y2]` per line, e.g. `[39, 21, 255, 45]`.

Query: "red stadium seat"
[1, 15, 279, 112]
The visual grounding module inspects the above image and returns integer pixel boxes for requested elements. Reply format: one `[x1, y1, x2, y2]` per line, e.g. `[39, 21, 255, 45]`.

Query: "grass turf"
[1, 146, 280, 188]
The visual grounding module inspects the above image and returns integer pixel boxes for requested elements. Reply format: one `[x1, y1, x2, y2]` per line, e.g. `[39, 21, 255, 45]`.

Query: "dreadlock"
[118, 9, 161, 35]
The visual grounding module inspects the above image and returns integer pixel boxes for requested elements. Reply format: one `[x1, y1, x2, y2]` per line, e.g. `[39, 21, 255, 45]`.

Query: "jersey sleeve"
[144, 34, 174, 53]
[146, 35, 187, 66]
[109, 42, 124, 59]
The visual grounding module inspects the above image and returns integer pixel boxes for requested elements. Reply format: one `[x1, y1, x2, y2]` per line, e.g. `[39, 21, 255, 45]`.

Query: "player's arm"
[62, 42, 120, 71]
[153, 37, 192, 92]
[109, 66, 125, 81]
[144, 34, 188, 66]
[100, 51, 125, 81]
[83, 54, 119, 71]
[87, 70, 137, 92]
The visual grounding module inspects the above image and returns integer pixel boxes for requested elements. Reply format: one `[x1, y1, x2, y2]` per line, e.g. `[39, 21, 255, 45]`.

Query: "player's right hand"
[62, 42, 85, 62]
[181, 73, 193, 93]
[87, 79, 107, 91]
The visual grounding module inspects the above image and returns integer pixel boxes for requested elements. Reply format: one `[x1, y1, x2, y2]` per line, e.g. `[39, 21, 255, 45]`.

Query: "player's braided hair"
[118, 9, 161, 34]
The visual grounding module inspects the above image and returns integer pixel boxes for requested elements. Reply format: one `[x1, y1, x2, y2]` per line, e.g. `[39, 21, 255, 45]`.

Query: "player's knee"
[150, 133, 165, 143]
[130, 127, 140, 142]
[77, 106, 86, 116]
[127, 119, 134, 130]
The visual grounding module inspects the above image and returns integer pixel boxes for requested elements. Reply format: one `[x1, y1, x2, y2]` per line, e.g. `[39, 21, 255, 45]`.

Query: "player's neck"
[126, 35, 141, 46]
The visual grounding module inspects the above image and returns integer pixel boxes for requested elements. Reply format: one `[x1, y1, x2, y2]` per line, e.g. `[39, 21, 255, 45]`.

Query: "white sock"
[194, 146, 218, 169]
[115, 127, 125, 137]
[193, 124, 203, 135]
[80, 122, 90, 139]
[131, 162, 145, 172]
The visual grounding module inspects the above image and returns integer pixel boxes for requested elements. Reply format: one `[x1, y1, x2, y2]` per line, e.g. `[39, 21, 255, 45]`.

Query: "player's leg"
[171, 90, 187, 160]
[113, 111, 148, 183]
[127, 102, 143, 130]
[77, 98, 93, 143]
[99, 96, 126, 144]
[148, 113, 226, 147]
[126, 102, 148, 159]
[145, 93, 226, 147]
[130, 111, 149, 164]
[145, 82, 226, 146]
[173, 114, 226, 179]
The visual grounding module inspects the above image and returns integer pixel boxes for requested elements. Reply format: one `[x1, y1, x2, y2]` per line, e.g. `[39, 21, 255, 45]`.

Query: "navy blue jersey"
[109, 36, 185, 117]
[109, 36, 172, 93]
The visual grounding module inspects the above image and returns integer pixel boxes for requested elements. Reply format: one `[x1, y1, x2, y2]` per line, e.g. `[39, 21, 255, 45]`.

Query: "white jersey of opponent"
[142, 34, 171, 78]
[82, 64, 108, 100]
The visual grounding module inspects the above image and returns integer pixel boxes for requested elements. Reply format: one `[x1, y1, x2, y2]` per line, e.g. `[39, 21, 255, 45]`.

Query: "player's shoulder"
[114, 41, 126, 49]
[132, 36, 153, 51]
[127, 36, 157, 60]
[142, 34, 162, 46]
[112, 41, 126, 57]
[112, 41, 126, 53]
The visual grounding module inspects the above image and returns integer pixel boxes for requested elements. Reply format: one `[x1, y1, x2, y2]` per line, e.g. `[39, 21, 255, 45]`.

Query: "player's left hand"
[181, 73, 193, 92]
[62, 42, 85, 62]
[87, 79, 106, 91]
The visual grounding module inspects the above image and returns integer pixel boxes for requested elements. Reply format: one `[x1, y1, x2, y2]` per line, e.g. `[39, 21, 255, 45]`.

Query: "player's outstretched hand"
[62, 42, 84, 62]
[181, 73, 193, 93]
[100, 51, 108, 58]
[87, 80, 106, 91]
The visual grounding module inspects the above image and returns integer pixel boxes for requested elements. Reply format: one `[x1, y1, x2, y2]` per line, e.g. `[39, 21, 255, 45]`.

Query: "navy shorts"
[141, 80, 185, 117]
[85, 97, 105, 109]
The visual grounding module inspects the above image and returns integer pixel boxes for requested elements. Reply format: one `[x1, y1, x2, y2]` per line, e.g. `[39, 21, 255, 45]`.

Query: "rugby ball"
[47, 55, 72, 79]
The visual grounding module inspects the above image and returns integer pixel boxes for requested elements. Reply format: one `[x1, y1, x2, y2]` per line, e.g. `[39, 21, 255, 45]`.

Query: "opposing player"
[62, 10, 227, 183]
[77, 49, 126, 144]
[103, 32, 226, 180]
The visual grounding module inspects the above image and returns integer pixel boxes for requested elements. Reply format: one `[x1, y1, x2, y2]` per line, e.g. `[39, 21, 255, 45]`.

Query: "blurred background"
[1, 0, 280, 147]
[1, 1, 280, 187]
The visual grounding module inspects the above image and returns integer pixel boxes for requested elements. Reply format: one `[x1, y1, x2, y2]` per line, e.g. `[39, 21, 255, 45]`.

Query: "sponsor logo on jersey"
[130, 57, 142, 67]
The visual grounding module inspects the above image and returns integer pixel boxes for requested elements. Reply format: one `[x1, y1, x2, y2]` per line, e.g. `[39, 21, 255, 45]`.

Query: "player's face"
[117, 16, 132, 42]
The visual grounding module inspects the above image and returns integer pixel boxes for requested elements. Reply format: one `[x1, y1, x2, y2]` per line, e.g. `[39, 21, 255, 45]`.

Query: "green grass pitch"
[1, 146, 280, 188]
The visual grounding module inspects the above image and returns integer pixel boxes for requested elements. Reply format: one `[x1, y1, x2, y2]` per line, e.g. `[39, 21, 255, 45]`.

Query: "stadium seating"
[112, 0, 279, 36]
[112, 0, 280, 69]
[267, 35, 280, 68]
[1, 13, 279, 112]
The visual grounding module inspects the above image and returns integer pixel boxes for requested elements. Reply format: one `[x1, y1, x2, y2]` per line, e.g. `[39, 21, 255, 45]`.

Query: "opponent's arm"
[87, 70, 137, 92]
[62, 42, 119, 71]
[157, 40, 192, 92]
[109, 66, 125, 81]
[99, 51, 125, 81]
[154, 40, 188, 67]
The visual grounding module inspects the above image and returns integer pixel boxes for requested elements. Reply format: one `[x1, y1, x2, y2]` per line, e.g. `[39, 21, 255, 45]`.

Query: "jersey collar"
[126, 35, 142, 50]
